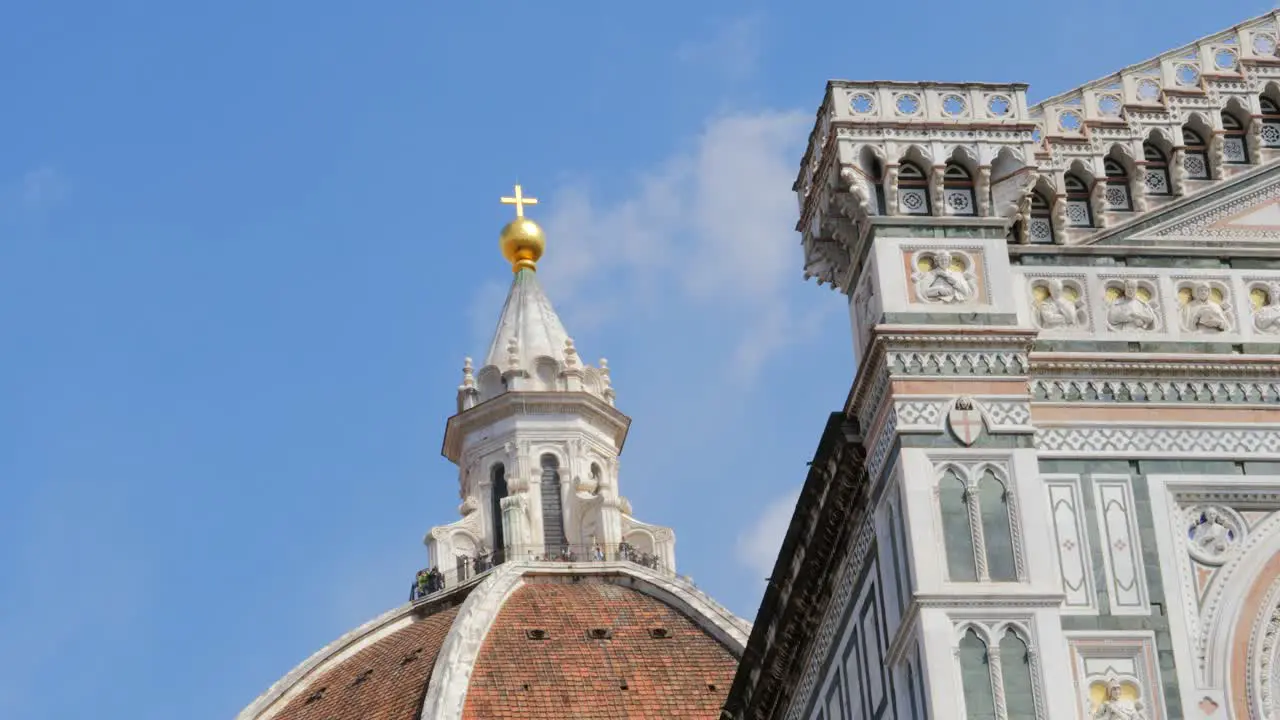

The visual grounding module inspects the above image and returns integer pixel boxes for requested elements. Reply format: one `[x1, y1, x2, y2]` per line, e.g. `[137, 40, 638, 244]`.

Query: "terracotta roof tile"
[272, 605, 459, 720]
[461, 582, 737, 720]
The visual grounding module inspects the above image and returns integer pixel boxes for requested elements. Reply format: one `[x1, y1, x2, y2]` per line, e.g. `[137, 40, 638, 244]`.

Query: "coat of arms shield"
[947, 397, 984, 447]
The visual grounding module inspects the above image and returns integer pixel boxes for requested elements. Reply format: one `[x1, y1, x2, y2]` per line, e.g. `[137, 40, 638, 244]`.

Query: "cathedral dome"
[236, 563, 748, 720]
[237, 187, 747, 720]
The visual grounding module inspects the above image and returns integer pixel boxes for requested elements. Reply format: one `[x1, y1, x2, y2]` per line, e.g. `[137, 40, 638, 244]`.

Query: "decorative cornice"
[1035, 425, 1280, 457]
[441, 391, 632, 463]
[721, 415, 867, 720]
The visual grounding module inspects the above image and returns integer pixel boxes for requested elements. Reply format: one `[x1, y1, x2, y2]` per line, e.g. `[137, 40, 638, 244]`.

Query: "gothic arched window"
[1143, 143, 1172, 196]
[1261, 96, 1280, 148]
[869, 157, 887, 215]
[491, 463, 508, 558]
[1183, 127, 1211, 179]
[897, 161, 931, 215]
[940, 469, 977, 581]
[1028, 192, 1054, 244]
[959, 629, 997, 719]
[942, 163, 977, 216]
[1223, 111, 1249, 164]
[540, 454, 568, 553]
[1064, 173, 1093, 227]
[1103, 158, 1133, 211]
[978, 470, 1017, 581]
[998, 630, 1037, 717]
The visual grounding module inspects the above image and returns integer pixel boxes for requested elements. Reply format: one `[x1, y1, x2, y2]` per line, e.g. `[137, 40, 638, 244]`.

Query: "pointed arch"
[1182, 116, 1212, 179]
[539, 453, 567, 554]
[1063, 168, 1094, 228]
[490, 462, 509, 557]
[958, 628, 997, 719]
[1028, 187, 1055, 244]
[1142, 133, 1173, 196]
[939, 468, 977, 581]
[977, 468, 1017, 581]
[897, 156, 931, 216]
[1260, 90, 1280, 148]
[858, 145, 888, 215]
[1101, 148, 1134, 212]
[998, 628, 1036, 717]
[942, 162, 977, 216]
[1222, 105, 1250, 164]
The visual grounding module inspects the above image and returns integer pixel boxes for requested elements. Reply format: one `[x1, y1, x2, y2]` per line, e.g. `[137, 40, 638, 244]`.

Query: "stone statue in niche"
[1179, 281, 1232, 332]
[1092, 678, 1147, 720]
[1106, 279, 1158, 331]
[1032, 279, 1085, 329]
[912, 250, 977, 304]
[1253, 281, 1280, 334]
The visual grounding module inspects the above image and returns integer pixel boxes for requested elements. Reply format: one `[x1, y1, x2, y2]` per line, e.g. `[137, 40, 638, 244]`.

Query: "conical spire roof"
[483, 268, 574, 370]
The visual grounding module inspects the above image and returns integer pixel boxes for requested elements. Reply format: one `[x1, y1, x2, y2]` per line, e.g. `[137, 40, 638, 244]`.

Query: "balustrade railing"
[409, 542, 668, 601]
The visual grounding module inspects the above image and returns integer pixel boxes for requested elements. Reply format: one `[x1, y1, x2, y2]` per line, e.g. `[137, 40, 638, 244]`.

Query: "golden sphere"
[499, 217, 546, 272]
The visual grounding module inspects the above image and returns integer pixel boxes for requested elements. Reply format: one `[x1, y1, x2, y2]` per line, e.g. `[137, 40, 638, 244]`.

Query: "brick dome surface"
[270, 605, 459, 720]
[461, 581, 739, 719]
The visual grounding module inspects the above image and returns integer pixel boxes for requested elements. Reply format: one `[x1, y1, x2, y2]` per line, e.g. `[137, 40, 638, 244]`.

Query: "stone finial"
[507, 337, 520, 371]
[460, 356, 476, 390]
[564, 337, 579, 368]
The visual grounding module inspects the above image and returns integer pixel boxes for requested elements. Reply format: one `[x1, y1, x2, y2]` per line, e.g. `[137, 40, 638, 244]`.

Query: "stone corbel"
[1051, 194, 1068, 237]
[976, 166, 992, 217]
[929, 164, 945, 217]
[1089, 181, 1108, 229]
[1170, 148, 1188, 196]
[1014, 191, 1032, 244]
[884, 165, 899, 216]
[1249, 119, 1264, 165]
[1209, 132, 1226, 178]
[1129, 173, 1148, 213]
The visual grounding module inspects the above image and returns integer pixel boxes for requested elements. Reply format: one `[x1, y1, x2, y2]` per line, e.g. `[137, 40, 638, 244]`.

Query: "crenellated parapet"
[798, 11, 1280, 296]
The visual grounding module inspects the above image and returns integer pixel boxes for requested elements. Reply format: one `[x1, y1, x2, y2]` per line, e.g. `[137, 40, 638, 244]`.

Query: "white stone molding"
[892, 395, 1032, 436]
[1035, 425, 1280, 458]
[236, 601, 434, 720]
[783, 509, 878, 720]
[1030, 377, 1280, 405]
[1090, 475, 1150, 616]
[1064, 631, 1166, 720]
[420, 561, 749, 720]
[1043, 474, 1099, 614]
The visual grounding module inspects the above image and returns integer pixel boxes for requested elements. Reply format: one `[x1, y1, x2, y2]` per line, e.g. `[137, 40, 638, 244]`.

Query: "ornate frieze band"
[1036, 426, 1280, 457]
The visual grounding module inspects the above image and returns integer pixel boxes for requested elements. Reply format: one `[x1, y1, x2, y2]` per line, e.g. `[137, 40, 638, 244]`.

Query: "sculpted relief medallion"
[1031, 278, 1087, 330]
[1178, 280, 1233, 333]
[1105, 279, 1160, 332]
[1091, 678, 1148, 720]
[911, 250, 979, 304]
[1251, 281, 1280, 335]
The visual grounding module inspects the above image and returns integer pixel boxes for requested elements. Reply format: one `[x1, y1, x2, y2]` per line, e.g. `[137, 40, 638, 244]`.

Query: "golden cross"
[500, 184, 538, 218]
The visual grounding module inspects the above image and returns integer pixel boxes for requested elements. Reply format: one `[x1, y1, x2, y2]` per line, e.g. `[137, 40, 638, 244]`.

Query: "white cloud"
[736, 489, 801, 579]
[675, 13, 764, 84]
[512, 109, 810, 380]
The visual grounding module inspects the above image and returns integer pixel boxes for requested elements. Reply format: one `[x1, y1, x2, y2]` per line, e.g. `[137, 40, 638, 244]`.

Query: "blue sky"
[0, 2, 1269, 718]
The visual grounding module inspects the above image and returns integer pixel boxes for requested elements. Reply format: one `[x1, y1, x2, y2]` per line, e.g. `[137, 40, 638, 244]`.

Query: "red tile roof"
[461, 581, 738, 720]
[271, 605, 458, 720]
